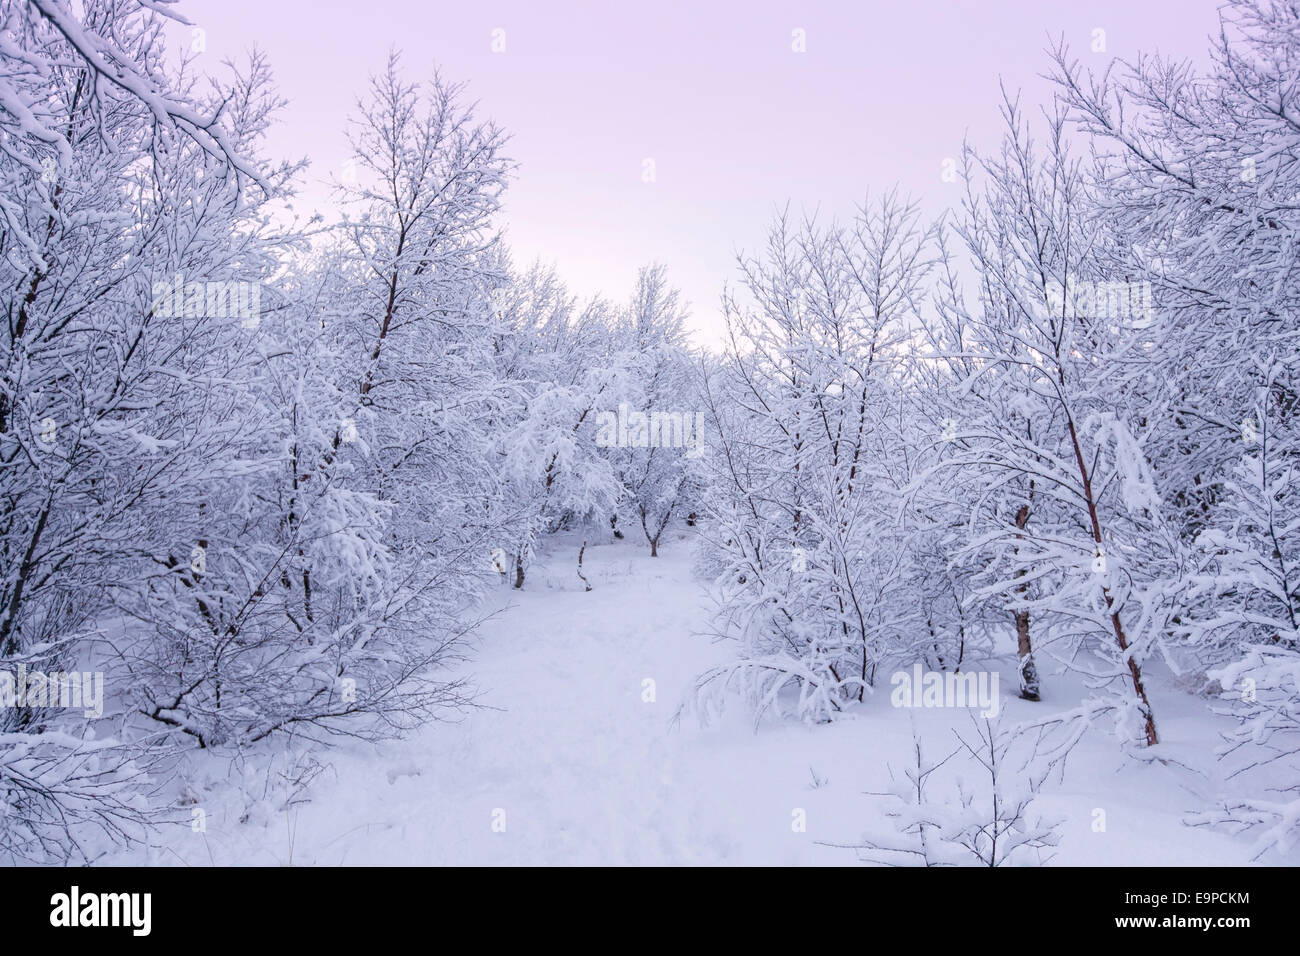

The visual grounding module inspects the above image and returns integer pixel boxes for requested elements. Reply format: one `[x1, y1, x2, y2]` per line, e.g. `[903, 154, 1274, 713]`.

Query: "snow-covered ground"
[114, 532, 1261, 866]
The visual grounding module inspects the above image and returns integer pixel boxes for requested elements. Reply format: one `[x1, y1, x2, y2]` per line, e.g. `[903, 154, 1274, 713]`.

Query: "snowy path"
[127, 534, 1258, 866]
[253, 533, 834, 866]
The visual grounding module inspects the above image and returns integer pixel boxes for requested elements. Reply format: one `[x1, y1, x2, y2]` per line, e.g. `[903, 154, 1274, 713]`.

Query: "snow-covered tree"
[923, 96, 1166, 746]
[606, 264, 701, 557]
[490, 265, 625, 588]
[0, 0, 287, 859]
[1184, 361, 1300, 856]
[690, 196, 939, 723]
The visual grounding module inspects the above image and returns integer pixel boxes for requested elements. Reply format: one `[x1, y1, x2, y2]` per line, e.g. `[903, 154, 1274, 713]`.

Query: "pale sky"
[172, 0, 1224, 344]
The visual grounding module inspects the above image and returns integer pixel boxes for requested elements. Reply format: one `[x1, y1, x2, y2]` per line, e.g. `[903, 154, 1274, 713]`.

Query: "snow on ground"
[115, 531, 1260, 866]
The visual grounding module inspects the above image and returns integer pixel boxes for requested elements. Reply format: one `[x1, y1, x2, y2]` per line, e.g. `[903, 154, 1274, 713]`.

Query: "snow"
[109, 533, 1258, 866]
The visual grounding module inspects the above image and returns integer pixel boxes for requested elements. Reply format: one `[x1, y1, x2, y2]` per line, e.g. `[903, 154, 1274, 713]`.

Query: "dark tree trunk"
[576, 541, 592, 591]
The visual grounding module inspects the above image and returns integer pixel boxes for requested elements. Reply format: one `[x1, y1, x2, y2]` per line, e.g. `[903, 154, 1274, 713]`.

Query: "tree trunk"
[1065, 416, 1158, 745]
[1013, 504, 1040, 701]
[576, 541, 592, 591]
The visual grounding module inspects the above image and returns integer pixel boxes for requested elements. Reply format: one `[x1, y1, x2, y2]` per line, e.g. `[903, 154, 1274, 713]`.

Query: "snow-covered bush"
[840, 719, 1062, 866]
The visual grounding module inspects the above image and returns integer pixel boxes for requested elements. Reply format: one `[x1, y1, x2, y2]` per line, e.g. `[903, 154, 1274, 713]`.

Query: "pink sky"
[175, 0, 1224, 342]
